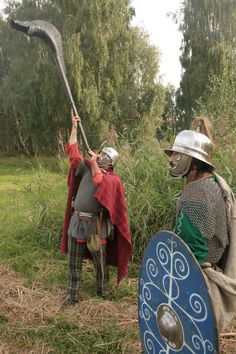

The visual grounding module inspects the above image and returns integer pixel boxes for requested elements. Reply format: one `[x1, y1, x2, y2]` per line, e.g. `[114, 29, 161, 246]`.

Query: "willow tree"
[0, 1, 70, 156]
[62, 0, 163, 146]
[0, 0, 164, 155]
[176, 0, 236, 128]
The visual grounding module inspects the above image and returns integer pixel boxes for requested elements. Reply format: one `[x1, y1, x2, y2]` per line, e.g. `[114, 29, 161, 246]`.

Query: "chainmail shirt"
[176, 176, 229, 264]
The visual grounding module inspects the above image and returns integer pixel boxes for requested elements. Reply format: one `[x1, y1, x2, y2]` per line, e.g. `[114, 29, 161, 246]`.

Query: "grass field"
[0, 157, 140, 353]
[0, 157, 235, 353]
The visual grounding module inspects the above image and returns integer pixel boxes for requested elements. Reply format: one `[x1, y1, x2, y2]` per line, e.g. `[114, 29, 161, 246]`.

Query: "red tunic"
[61, 143, 132, 283]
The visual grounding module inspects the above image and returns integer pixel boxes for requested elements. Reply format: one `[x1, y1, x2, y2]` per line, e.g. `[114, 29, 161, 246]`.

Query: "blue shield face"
[138, 231, 219, 354]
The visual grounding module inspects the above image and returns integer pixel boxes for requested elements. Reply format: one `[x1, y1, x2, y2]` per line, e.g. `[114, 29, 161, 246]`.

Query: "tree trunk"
[15, 119, 32, 156]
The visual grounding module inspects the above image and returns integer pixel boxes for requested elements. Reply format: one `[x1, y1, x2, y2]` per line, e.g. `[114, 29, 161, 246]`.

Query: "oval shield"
[138, 231, 219, 354]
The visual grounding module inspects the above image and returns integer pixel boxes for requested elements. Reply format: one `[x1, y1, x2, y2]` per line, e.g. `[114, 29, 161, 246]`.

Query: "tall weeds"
[1, 131, 235, 270]
[116, 124, 182, 261]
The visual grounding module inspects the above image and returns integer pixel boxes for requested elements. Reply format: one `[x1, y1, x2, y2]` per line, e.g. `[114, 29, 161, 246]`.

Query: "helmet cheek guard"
[169, 153, 192, 177]
[97, 154, 111, 168]
[101, 147, 119, 167]
[164, 130, 214, 177]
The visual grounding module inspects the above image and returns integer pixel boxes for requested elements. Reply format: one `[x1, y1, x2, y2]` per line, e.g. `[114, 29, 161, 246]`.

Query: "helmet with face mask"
[97, 147, 119, 168]
[164, 130, 214, 177]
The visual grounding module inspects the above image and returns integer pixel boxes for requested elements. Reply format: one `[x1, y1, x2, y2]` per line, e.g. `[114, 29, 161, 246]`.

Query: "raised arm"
[65, 109, 84, 169]
[69, 109, 80, 145]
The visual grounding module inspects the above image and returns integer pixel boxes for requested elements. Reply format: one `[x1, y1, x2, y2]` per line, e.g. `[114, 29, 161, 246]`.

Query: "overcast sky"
[0, 0, 4, 11]
[132, 0, 182, 88]
[0, 0, 183, 87]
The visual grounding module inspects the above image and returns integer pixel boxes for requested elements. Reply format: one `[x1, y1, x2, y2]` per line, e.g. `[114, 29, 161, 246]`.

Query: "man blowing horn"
[61, 110, 132, 305]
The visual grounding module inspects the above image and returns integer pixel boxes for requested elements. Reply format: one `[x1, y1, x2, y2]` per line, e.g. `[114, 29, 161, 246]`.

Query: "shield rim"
[138, 230, 219, 353]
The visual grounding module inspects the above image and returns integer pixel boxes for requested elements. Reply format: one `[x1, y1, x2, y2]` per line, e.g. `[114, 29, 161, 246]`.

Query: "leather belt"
[73, 211, 98, 218]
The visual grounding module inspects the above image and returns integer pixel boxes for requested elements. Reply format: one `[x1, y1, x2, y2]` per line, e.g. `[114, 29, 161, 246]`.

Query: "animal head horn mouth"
[10, 20, 30, 34]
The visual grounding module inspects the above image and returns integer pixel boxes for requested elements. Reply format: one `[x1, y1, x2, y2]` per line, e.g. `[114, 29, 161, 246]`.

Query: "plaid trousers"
[68, 236, 109, 302]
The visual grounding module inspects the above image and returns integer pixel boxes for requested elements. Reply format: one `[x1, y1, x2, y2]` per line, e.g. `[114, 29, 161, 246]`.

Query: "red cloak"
[60, 146, 132, 284]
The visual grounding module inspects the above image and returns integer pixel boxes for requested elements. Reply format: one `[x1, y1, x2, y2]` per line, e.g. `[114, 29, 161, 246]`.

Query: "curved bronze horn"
[10, 19, 90, 151]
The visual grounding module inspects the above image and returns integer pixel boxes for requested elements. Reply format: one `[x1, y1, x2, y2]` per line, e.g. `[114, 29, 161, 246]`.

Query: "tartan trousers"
[68, 236, 109, 302]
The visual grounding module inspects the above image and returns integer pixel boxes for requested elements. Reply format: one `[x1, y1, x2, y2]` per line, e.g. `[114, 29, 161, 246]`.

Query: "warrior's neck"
[185, 170, 213, 184]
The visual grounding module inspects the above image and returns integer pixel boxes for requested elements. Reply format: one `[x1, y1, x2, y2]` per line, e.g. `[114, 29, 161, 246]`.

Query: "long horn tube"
[10, 19, 90, 151]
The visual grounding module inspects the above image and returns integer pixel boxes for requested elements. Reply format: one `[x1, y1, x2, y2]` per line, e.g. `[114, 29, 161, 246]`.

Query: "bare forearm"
[69, 109, 80, 145]
[69, 126, 78, 145]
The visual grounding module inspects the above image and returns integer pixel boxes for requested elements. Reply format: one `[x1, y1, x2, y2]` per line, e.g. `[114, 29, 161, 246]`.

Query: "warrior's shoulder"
[182, 176, 221, 200]
[103, 172, 124, 189]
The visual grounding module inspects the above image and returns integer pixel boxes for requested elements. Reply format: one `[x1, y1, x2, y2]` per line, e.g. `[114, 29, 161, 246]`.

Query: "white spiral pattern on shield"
[139, 233, 216, 353]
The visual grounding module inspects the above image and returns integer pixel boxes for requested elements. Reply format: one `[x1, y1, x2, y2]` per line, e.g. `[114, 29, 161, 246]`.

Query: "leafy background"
[1, 0, 236, 352]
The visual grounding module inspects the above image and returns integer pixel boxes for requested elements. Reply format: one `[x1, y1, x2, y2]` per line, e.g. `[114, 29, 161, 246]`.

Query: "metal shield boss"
[138, 231, 219, 354]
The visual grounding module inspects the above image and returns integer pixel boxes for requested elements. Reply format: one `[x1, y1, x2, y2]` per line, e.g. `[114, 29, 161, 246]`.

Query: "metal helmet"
[164, 130, 214, 177]
[101, 147, 119, 167]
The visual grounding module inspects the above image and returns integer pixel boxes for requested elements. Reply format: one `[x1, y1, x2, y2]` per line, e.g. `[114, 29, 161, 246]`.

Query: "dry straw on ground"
[0, 265, 235, 353]
[0, 265, 140, 353]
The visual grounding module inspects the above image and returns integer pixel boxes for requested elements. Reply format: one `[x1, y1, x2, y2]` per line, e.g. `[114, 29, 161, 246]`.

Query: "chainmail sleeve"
[176, 177, 229, 264]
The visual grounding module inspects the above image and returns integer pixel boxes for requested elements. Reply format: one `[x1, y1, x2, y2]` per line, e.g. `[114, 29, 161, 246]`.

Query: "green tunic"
[174, 211, 208, 265]
[173, 175, 228, 266]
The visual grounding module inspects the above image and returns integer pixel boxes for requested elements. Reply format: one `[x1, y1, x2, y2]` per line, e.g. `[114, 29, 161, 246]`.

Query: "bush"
[116, 124, 182, 261]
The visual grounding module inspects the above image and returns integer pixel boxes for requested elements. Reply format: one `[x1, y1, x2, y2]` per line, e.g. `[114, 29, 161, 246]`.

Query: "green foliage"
[176, 0, 236, 128]
[159, 84, 178, 137]
[195, 61, 236, 175]
[1, 136, 236, 351]
[116, 121, 182, 260]
[0, 0, 164, 155]
[213, 143, 236, 195]
[0, 157, 67, 280]
[0, 156, 140, 352]
[197, 66, 236, 141]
